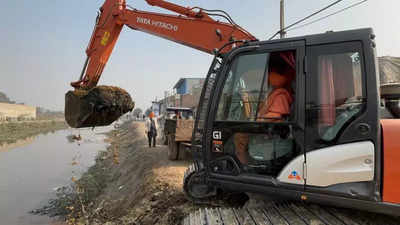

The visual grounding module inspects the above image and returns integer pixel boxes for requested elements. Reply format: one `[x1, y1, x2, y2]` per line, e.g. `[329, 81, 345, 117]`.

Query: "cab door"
[205, 41, 307, 187]
[305, 38, 379, 200]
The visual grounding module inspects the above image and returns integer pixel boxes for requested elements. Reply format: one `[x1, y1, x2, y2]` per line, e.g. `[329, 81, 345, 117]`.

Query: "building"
[157, 78, 204, 116]
[0, 103, 36, 121]
[173, 78, 205, 95]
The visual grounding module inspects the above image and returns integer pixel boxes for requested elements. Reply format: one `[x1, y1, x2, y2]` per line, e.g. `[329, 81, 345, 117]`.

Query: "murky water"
[0, 126, 114, 225]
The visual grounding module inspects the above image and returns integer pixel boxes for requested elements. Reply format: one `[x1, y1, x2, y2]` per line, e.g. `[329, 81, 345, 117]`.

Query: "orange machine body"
[381, 119, 400, 204]
[71, 0, 256, 89]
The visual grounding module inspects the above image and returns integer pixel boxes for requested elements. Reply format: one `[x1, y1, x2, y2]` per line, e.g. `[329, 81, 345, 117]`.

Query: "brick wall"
[180, 94, 196, 108]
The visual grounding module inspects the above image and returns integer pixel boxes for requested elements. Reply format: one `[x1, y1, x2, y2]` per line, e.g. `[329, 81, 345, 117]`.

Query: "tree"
[0, 91, 12, 103]
[132, 108, 143, 118]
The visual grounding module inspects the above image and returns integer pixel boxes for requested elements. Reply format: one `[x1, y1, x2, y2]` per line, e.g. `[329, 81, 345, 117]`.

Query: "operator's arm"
[71, 0, 256, 89]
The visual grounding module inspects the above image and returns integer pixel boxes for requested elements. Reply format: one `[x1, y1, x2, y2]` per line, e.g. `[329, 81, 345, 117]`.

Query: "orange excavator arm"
[65, 0, 256, 128]
[71, 0, 256, 89]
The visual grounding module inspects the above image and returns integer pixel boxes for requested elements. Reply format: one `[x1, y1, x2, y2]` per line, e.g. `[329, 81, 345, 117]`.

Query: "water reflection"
[0, 126, 113, 225]
[0, 136, 36, 153]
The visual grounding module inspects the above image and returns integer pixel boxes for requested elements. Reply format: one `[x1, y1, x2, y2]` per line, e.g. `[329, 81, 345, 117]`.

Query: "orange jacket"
[257, 88, 293, 122]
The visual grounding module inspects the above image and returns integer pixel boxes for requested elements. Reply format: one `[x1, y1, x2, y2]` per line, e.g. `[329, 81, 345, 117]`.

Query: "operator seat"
[245, 69, 295, 174]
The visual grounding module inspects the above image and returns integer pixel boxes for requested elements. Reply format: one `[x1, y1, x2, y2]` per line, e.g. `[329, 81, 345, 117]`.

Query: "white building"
[0, 103, 36, 121]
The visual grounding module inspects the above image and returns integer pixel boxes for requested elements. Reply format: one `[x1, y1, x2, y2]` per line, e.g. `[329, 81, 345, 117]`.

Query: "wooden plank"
[324, 207, 362, 225]
[204, 208, 223, 225]
[189, 212, 196, 225]
[175, 119, 194, 141]
[236, 208, 257, 225]
[219, 208, 240, 225]
[326, 207, 400, 225]
[288, 203, 326, 225]
[304, 204, 345, 225]
[246, 207, 273, 225]
[182, 214, 190, 225]
[263, 203, 290, 225]
[182, 202, 400, 225]
[273, 202, 307, 225]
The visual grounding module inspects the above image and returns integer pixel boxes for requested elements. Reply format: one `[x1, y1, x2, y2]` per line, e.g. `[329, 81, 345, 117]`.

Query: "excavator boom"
[65, 0, 256, 128]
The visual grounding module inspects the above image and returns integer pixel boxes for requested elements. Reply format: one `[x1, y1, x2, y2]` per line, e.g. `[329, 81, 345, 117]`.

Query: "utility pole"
[280, 0, 286, 38]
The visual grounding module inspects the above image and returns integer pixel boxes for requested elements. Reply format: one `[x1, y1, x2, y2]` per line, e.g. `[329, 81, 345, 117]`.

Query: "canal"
[0, 126, 113, 225]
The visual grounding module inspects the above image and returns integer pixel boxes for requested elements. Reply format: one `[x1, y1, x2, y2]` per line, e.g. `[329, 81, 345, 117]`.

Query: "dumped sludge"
[65, 86, 134, 128]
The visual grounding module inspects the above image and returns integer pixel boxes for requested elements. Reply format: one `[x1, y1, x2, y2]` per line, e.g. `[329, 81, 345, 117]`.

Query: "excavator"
[65, 0, 400, 223]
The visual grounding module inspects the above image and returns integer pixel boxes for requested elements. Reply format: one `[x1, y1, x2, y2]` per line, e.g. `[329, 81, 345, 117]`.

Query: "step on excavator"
[65, 0, 400, 223]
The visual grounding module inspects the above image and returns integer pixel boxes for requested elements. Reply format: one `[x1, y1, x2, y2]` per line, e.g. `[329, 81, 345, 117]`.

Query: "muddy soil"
[83, 121, 198, 225]
[40, 121, 242, 225]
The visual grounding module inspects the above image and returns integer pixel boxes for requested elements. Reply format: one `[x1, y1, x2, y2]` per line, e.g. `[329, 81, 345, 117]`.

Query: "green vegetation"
[0, 91, 13, 103]
[0, 120, 68, 145]
[36, 107, 65, 120]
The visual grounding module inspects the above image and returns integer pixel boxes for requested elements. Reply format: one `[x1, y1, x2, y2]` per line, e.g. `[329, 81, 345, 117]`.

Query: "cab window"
[216, 53, 268, 121]
[216, 51, 296, 123]
[314, 52, 364, 141]
[214, 50, 298, 175]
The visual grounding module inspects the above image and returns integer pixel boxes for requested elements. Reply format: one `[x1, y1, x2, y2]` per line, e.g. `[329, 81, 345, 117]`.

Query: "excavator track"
[183, 162, 217, 203]
[182, 201, 399, 225]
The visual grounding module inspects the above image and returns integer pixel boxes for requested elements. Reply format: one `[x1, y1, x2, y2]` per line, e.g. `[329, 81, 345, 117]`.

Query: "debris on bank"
[33, 121, 246, 225]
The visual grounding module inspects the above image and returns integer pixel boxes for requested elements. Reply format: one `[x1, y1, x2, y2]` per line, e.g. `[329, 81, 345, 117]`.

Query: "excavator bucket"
[65, 86, 134, 128]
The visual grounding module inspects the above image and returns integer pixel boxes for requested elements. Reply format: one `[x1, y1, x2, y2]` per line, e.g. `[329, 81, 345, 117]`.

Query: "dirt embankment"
[43, 120, 245, 225]
[0, 120, 68, 145]
[83, 121, 198, 225]
[38, 121, 204, 225]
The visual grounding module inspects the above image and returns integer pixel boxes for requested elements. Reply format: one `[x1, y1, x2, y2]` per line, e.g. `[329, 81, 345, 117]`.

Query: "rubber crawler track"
[183, 162, 214, 203]
[182, 201, 399, 225]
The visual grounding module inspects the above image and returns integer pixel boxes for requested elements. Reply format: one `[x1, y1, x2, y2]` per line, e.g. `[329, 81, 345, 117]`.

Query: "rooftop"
[173, 78, 204, 89]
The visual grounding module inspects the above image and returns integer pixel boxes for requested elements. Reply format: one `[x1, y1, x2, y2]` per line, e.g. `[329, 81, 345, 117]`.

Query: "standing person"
[145, 112, 158, 147]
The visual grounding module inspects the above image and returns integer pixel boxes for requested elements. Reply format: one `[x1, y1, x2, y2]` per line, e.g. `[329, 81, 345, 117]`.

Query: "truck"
[161, 107, 194, 160]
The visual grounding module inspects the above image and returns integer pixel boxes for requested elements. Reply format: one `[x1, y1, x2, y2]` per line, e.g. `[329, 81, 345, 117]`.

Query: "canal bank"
[0, 125, 113, 225]
[0, 120, 68, 146]
[41, 121, 246, 225]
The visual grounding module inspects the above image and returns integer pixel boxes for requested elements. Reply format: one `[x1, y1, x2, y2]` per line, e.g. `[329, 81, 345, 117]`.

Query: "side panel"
[277, 155, 305, 185]
[306, 141, 374, 187]
[381, 119, 400, 204]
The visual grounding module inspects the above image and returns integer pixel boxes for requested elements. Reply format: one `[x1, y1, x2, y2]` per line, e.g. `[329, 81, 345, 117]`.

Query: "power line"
[268, 0, 344, 40]
[286, 0, 368, 32]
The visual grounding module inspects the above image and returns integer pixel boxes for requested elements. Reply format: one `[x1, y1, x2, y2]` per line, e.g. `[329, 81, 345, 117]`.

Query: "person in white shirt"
[145, 112, 158, 147]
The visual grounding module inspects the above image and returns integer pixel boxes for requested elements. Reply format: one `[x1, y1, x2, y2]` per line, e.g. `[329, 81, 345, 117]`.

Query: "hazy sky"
[1, 0, 399, 111]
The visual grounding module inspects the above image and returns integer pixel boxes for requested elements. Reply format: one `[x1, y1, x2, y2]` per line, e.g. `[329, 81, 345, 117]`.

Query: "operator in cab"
[234, 64, 294, 165]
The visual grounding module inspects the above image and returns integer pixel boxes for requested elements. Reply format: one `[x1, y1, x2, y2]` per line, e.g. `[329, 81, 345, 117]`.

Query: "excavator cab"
[186, 28, 399, 215]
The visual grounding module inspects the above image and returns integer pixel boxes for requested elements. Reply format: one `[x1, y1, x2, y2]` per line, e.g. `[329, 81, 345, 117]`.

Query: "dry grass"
[0, 120, 68, 145]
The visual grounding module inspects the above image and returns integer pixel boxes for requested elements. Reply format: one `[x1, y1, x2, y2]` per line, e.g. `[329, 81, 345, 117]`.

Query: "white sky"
[1, 0, 399, 111]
